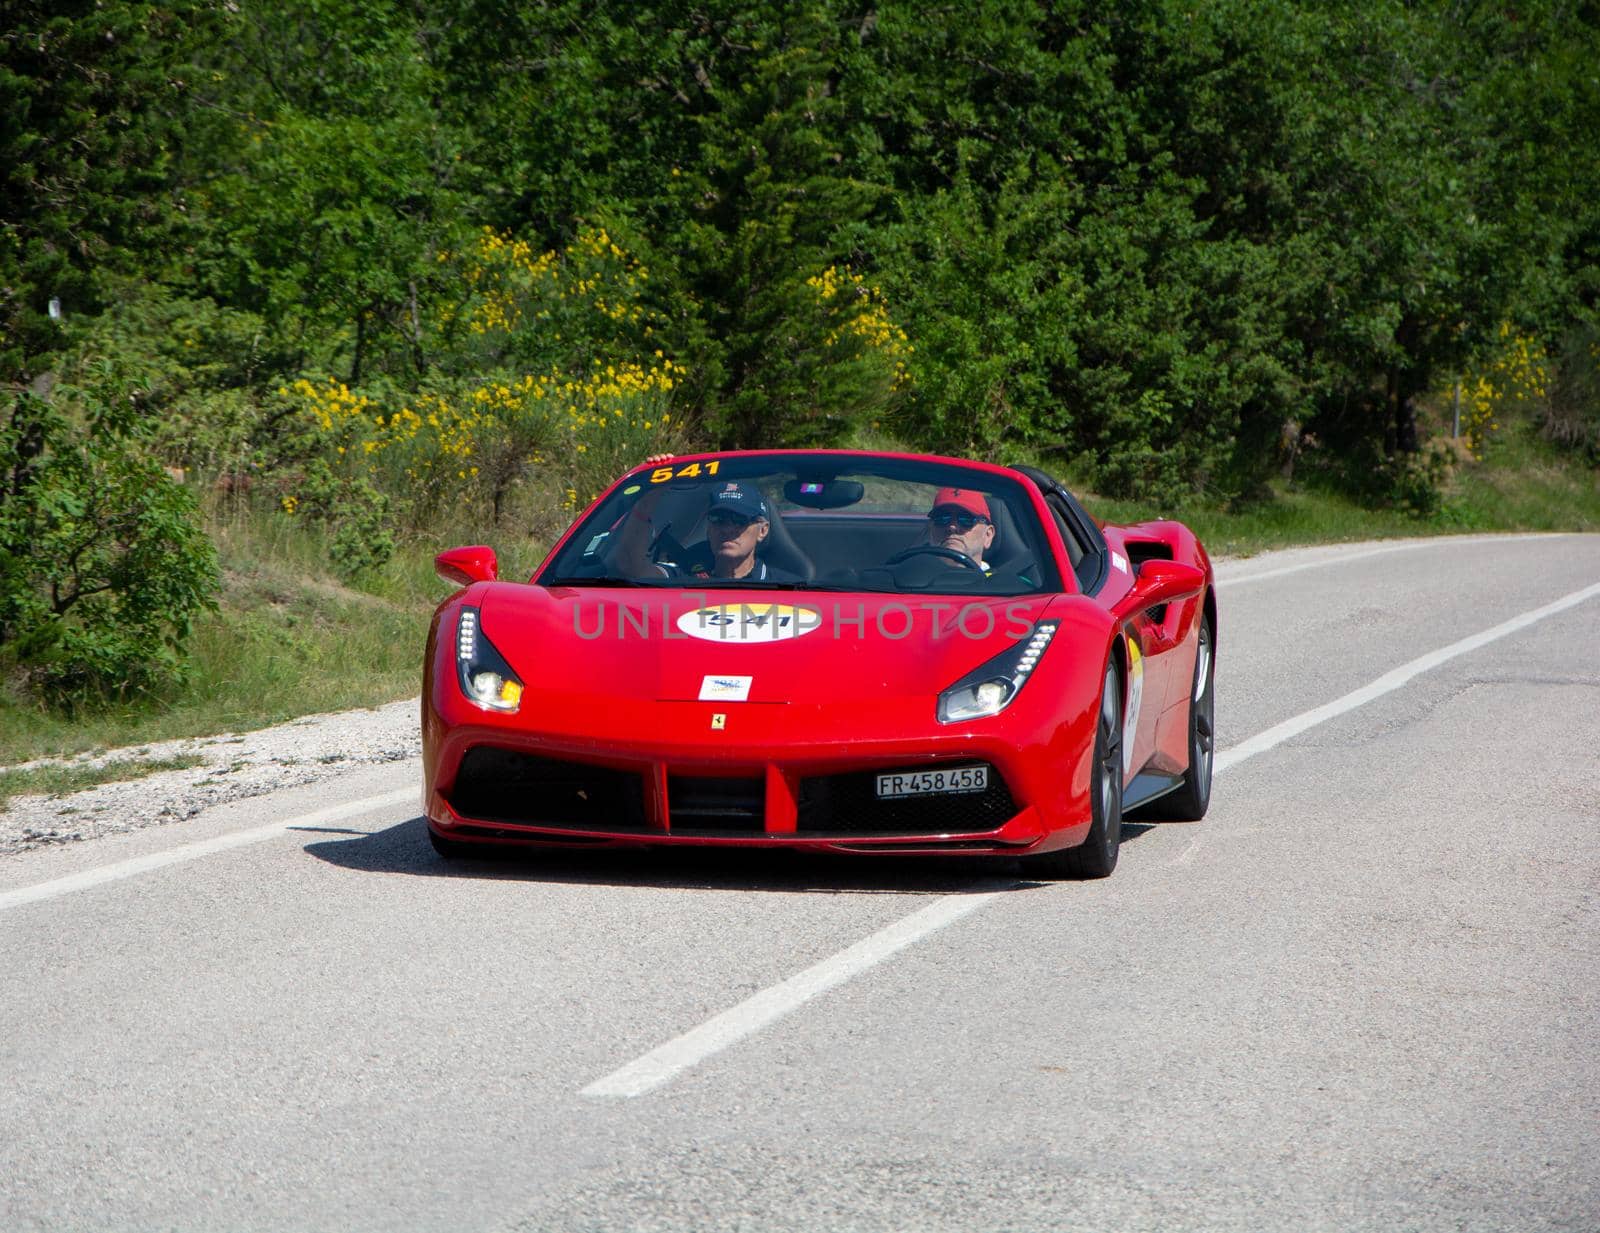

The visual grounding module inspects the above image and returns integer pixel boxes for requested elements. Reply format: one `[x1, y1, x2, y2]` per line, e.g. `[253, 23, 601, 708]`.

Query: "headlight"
[455, 608, 523, 712]
[938, 621, 1057, 723]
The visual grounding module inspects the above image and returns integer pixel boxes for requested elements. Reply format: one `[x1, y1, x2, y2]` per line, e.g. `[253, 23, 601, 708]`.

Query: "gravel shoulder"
[0, 698, 420, 856]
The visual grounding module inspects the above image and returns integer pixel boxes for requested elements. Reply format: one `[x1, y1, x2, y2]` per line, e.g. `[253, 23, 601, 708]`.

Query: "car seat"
[756, 498, 816, 579]
[982, 499, 1025, 569]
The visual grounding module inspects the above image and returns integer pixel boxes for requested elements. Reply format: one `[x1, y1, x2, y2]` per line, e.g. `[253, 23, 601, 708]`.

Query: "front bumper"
[423, 696, 1096, 857]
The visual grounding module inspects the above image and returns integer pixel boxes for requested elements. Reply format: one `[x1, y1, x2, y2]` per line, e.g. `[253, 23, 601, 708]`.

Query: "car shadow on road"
[298, 815, 1157, 895]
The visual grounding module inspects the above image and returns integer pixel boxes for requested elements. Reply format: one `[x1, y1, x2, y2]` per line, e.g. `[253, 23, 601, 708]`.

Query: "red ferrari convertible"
[422, 450, 1214, 878]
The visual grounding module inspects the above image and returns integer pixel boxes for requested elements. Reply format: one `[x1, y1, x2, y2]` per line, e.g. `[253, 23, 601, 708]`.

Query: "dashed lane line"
[582, 577, 1600, 1097]
[579, 888, 1010, 1099]
[1214, 575, 1600, 777]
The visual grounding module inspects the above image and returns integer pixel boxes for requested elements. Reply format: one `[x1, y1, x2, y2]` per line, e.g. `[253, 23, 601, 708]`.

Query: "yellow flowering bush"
[270, 377, 395, 574]
[806, 265, 914, 389]
[276, 358, 682, 532]
[1457, 325, 1551, 460]
[438, 224, 659, 369]
[549, 356, 683, 510]
[270, 227, 687, 547]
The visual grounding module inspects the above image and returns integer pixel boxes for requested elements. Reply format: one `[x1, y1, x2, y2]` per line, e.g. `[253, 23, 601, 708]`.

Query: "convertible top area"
[540, 451, 1066, 595]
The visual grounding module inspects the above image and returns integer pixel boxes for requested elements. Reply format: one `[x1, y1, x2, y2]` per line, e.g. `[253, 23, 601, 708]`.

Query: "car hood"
[477, 584, 1059, 705]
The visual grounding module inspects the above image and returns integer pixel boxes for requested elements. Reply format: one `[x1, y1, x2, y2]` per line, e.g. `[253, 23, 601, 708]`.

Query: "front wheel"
[1024, 658, 1123, 880]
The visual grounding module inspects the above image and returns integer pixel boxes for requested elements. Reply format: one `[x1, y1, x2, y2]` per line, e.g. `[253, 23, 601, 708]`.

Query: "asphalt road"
[3, 533, 1597, 1232]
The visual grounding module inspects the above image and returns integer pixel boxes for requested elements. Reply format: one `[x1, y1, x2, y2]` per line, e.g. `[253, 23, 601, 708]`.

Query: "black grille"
[668, 775, 765, 832]
[450, 747, 647, 830]
[452, 825, 617, 844]
[796, 764, 1016, 835]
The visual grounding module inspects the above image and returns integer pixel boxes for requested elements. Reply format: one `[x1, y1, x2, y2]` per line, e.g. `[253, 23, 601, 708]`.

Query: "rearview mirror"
[783, 478, 865, 509]
[435, 545, 498, 587]
[1112, 559, 1204, 619]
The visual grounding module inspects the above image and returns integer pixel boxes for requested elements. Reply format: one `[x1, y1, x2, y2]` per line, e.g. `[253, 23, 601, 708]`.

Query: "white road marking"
[1216, 533, 1570, 588]
[0, 788, 416, 914]
[585, 576, 1600, 1096]
[1172, 578, 1600, 863]
[581, 889, 1007, 1099]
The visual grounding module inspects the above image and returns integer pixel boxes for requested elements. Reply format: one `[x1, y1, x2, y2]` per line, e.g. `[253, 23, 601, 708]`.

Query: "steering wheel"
[884, 544, 985, 573]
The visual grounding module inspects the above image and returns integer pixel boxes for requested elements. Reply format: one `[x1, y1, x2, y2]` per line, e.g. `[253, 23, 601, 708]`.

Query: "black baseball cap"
[706, 481, 769, 520]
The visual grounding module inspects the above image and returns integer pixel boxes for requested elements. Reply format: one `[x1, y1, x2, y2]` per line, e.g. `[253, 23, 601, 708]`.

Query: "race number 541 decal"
[676, 603, 822, 642]
[650, 460, 721, 483]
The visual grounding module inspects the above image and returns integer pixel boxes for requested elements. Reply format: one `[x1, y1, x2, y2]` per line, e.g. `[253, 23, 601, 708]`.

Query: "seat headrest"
[757, 502, 815, 579]
[982, 499, 1024, 568]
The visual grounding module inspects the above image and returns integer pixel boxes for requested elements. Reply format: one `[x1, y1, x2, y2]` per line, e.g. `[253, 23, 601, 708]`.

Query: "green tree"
[186, 0, 472, 384]
[1, 0, 218, 383]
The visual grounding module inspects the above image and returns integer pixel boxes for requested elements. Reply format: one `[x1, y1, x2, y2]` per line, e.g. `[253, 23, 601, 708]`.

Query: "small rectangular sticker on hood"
[699, 674, 753, 703]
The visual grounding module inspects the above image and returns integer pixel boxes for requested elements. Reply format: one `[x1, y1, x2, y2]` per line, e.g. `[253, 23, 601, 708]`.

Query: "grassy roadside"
[2, 425, 1594, 766]
[1081, 422, 1599, 553]
[1, 510, 450, 766]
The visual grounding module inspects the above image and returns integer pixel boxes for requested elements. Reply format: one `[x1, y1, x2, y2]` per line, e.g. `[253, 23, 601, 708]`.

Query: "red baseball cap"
[928, 487, 991, 521]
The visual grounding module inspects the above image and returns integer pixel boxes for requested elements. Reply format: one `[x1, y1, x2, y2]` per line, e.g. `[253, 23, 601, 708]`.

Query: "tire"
[1024, 658, 1124, 880]
[1143, 611, 1214, 821]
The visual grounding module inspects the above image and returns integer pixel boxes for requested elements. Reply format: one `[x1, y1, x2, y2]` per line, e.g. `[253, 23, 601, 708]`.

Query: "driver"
[924, 487, 995, 573]
[616, 475, 797, 581]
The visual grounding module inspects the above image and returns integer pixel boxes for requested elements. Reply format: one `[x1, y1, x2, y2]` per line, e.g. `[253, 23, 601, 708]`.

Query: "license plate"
[875, 765, 989, 799]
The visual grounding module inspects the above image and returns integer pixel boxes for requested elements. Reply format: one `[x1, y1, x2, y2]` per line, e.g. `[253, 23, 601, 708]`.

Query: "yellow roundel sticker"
[676, 602, 823, 642]
[1123, 640, 1145, 775]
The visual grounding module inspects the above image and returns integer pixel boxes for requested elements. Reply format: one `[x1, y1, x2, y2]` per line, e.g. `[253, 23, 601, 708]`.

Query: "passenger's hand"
[644, 453, 675, 465]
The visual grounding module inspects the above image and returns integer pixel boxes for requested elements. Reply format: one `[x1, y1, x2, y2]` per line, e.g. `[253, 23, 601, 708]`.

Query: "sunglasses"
[707, 510, 758, 529]
[929, 510, 987, 530]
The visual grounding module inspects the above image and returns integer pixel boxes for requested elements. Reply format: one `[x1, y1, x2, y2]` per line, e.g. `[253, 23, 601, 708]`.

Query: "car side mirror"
[435, 545, 498, 586]
[1112, 559, 1204, 619]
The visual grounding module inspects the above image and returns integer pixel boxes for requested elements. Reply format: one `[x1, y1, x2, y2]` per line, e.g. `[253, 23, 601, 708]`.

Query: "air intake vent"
[450, 748, 647, 830]
[668, 775, 765, 832]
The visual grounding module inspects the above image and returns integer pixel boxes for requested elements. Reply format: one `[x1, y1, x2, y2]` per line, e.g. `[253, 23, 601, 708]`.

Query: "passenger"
[614, 460, 795, 581]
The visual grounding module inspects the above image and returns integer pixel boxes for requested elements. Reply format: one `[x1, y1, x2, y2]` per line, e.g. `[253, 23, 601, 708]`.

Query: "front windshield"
[538, 454, 1063, 596]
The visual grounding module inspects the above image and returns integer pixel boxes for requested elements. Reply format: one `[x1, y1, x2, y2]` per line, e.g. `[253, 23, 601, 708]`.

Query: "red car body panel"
[421, 449, 1213, 861]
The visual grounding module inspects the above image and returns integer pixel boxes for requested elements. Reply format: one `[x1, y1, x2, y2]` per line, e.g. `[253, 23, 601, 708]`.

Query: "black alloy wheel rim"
[1098, 668, 1123, 830]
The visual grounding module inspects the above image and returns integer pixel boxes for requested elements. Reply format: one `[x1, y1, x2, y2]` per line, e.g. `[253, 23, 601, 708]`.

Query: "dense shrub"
[0, 390, 218, 704]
